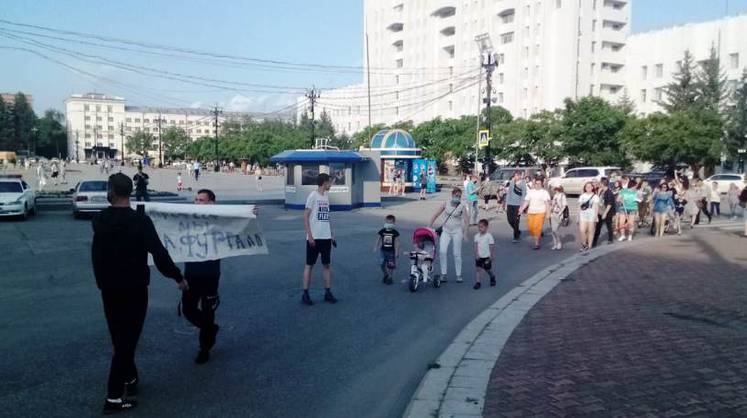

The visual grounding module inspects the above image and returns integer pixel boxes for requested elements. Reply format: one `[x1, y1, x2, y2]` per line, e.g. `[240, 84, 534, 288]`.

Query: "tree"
[494, 111, 564, 167]
[161, 127, 190, 162]
[351, 123, 387, 149]
[34, 110, 67, 158]
[616, 89, 636, 115]
[11, 93, 37, 153]
[482, 105, 513, 133]
[659, 50, 699, 113]
[126, 131, 155, 157]
[561, 96, 629, 167]
[696, 46, 730, 112]
[0, 97, 12, 151]
[725, 70, 747, 164]
[620, 110, 722, 173]
[315, 110, 336, 140]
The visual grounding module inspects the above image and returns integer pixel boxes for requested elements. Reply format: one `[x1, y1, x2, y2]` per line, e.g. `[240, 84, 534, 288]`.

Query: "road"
[0, 194, 583, 418]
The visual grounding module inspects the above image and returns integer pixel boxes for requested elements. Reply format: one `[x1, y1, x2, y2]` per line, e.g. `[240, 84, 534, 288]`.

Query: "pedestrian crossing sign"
[478, 129, 491, 148]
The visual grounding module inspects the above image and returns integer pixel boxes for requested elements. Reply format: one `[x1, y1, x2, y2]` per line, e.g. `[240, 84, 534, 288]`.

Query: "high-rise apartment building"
[65, 93, 255, 162]
[299, 0, 630, 135]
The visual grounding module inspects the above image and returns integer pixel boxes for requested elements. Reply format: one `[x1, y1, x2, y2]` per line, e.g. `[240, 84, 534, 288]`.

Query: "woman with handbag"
[519, 177, 551, 250]
[549, 185, 568, 251]
[578, 182, 600, 253]
[429, 188, 469, 283]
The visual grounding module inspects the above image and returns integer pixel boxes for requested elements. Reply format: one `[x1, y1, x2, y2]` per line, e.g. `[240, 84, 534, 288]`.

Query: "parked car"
[483, 166, 542, 199]
[0, 175, 36, 220]
[705, 173, 747, 194]
[72, 180, 109, 219]
[548, 166, 622, 195]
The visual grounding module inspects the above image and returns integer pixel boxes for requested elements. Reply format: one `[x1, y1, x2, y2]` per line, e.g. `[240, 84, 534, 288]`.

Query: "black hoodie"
[92, 206, 183, 291]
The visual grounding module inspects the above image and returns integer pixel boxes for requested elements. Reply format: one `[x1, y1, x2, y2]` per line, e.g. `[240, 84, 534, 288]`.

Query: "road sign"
[738, 148, 746, 154]
[478, 129, 491, 148]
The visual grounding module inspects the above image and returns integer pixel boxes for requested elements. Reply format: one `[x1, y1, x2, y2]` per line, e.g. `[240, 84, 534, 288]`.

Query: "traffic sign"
[478, 129, 491, 148]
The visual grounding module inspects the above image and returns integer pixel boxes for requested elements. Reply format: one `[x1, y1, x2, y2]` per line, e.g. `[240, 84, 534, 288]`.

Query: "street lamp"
[474, 32, 497, 176]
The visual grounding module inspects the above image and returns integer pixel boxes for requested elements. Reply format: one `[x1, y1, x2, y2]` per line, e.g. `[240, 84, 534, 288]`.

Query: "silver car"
[72, 180, 109, 218]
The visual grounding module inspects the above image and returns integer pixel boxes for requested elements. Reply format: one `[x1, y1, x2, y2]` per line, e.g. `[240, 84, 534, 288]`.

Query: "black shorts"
[475, 257, 492, 271]
[306, 239, 332, 266]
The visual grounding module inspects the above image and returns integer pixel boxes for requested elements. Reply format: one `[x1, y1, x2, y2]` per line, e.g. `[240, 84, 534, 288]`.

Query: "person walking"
[549, 185, 567, 250]
[618, 177, 639, 241]
[728, 183, 741, 219]
[636, 177, 652, 227]
[133, 165, 150, 202]
[193, 161, 201, 182]
[578, 182, 600, 253]
[419, 168, 427, 200]
[302, 173, 338, 305]
[60, 160, 67, 184]
[708, 181, 721, 217]
[593, 178, 616, 247]
[465, 175, 479, 226]
[519, 177, 551, 250]
[92, 173, 186, 414]
[255, 166, 263, 192]
[429, 187, 468, 283]
[374, 214, 400, 285]
[505, 171, 527, 243]
[472, 218, 496, 289]
[652, 182, 675, 237]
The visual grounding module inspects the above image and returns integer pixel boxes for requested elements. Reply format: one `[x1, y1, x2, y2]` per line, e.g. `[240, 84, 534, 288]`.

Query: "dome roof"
[370, 129, 416, 149]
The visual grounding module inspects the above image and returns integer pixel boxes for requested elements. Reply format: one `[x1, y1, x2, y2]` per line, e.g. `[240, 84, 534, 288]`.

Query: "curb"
[403, 237, 678, 418]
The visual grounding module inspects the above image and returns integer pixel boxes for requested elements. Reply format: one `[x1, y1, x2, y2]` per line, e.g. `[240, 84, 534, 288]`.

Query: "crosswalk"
[695, 218, 747, 235]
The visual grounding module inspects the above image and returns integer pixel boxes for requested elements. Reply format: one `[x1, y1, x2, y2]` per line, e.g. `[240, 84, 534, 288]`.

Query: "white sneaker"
[618, 235, 626, 242]
[456, 276, 464, 283]
[627, 235, 633, 241]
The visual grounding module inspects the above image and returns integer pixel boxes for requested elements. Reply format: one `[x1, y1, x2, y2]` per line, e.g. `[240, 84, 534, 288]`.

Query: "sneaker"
[490, 277, 496, 287]
[124, 379, 138, 397]
[473, 282, 481, 290]
[627, 235, 633, 241]
[103, 399, 137, 415]
[511, 239, 519, 244]
[195, 349, 210, 365]
[301, 292, 313, 306]
[384, 276, 394, 285]
[618, 235, 626, 242]
[456, 276, 463, 283]
[440, 276, 448, 283]
[382, 274, 388, 284]
[324, 290, 338, 304]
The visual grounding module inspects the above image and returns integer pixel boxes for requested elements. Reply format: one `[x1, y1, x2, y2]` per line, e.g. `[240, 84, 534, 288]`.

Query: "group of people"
[33, 159, 67, 190]
[386, 167, 406, 196]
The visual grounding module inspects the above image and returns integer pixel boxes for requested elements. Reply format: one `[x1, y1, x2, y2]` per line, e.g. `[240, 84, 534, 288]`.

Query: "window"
[642, 65, 648, 80]
[107, 106, 112, 112]
[591, 41, 596, 53]
[523, 46, 529, 58]
[501, 13, 514, 24]
[591, 63, 596, 75]
[135, 118, 141, 123]
[301, 165, 320, 185]
[500, 32, 514, 44]
[144, 119, 150, 123]
[108, 134, 114, 140]
[85, 124, 91, 129]
[396, 59, 403, 68]
[448, 100, 453, 110]
[564, 169, 578, 178]
[286, 165, 295, 185]
[592, 20, 597, 32]
[329, 163, 346, 185]
[126, 118, 132, 122]
[108, 117, 114, 122]
[498, 73, 504, 84]
[654, 87, 663, 101]
[655, 64, 663, 78]
[589, 84, 595, 96]
[84, 105, 90, 111]
[395, 75, 400, 84]
[525, 5, 530, 15]
[108, 126, 114, 131]
[556, 0, 562, 8]
[85, 116, 91, 121]
[496, 53, 505, 64]
[96, 105, 101, 111]
[593, 0, 597, 9]
[730, 53, 740, 69]
[640, 89, 647, 103]
[96, 116, 102, 121]
[498, 92, 504, 103]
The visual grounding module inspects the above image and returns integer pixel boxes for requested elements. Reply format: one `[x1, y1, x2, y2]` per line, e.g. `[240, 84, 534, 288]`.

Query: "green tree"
[481, 105, 513, 133]
[34, 109, 67, 158]
[696, 46, 729, 112]
[315, 110, 336, 140]
[494, 111, 564, 166]
[659, 50, 699, 113]
[161, 126, 190, 162]
[725, 70, 747, 162]
[561, 96, 629, 167]
[616, 89, 636, 115]
[126, 131, 155, 157]
[0, 97, 12, 150]
[11, 93, 37, 153]
[351, 123, 387, 149]
[620, 110, 722, 173]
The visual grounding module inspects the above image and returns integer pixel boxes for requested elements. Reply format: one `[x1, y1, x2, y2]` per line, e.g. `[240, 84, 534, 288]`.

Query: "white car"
[705, 173, 747, 194]
[549, 166, 622, 195]
[72, 180, 110, 218]
[0, 175, 36, 219]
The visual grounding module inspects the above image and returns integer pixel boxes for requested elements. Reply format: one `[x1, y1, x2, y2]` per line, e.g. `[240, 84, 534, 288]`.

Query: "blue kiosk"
[270, 148, 382, 211]
[360, 129, 436, 193]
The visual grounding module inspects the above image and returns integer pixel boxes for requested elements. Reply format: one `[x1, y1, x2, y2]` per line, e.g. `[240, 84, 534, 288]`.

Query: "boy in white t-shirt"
[302, 173, 337, 306]
[473, 219, 496, 289]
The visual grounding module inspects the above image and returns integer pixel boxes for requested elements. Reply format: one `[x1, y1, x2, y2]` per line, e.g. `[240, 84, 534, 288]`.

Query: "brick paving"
[484, 231, 747, 417]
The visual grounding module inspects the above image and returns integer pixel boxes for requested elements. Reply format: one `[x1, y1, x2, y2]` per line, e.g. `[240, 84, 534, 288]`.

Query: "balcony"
[602, 4, 629, 25]
[440, 26, 456, 37]
[498, 8, 515, 24]
[392, 39, 404, 54]
[432, 5, 456, 18]
[599, 70, 625, 87]
[387, 22, 404, 32]
[602, 23, 627, 44]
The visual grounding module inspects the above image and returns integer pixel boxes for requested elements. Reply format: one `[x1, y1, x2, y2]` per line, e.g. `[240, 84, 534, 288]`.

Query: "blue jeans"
[469, 200, 478, 225]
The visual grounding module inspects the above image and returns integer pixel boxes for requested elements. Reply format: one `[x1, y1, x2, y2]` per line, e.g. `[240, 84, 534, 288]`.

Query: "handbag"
[561, 206, 570, 227]
[436, 204, 459, 236]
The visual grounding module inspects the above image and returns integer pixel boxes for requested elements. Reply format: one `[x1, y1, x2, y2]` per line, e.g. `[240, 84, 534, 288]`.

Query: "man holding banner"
[92, 173, 187, 414]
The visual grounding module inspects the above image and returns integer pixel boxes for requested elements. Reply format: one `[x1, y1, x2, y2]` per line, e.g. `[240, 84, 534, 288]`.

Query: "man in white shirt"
[302, 173, 337, 305]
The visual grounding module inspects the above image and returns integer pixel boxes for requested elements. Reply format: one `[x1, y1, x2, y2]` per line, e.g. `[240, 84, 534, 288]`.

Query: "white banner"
[132, 202, 269, 264]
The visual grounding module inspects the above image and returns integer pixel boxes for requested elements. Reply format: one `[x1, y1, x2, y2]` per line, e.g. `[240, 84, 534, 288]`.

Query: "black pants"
[101, 287, 148, 399]
[135, 190, 150, 202]
[181, 277, 219, 350]
[695, 200, 712, 224]
[710, 202, 721, 216]
[506, 205, 521, 240]
[593, 212, 614, 246]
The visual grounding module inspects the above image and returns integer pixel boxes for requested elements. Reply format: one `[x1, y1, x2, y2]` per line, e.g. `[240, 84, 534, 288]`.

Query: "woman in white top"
[728, 183, 741, 219]
[549, 185, 568, 251]
[518, 177, 551, 250]
[578, 182, 600, 253]
[429, 187, 469, 283]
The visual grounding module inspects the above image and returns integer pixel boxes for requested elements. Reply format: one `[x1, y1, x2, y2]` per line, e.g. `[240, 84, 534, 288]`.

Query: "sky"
[1, 0, 746, 114]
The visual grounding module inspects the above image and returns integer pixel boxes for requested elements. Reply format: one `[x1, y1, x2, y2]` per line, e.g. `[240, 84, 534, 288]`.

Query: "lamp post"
[30, 127, 38, 157]
[475, 33, 498, 176]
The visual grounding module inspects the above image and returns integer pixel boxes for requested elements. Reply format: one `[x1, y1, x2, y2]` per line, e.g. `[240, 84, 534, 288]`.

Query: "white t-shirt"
[305, 190, 331, 240]
[524, 188, 551, 214]
[578, 193, 600, 222]
[474, 232, 495, 258]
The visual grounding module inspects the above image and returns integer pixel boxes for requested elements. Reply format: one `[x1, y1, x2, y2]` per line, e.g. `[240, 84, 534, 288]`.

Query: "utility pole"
[119, 122, 125, 166]
[157, 111, 163, 168]
[75, 130, 79, 163]
[366, 32, 373, 145]
[212, 105, 222, 172]
[474, 66, 483, 177]
[306, 87, 320, 143]
[475, 33, 497, 176]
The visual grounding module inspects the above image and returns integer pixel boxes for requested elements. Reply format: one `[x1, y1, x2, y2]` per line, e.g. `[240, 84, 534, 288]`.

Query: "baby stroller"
[409, 227, 441, 292]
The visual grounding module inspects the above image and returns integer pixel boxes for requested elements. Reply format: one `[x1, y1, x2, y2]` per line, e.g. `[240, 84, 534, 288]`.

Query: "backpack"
[739, 188, 747, 208]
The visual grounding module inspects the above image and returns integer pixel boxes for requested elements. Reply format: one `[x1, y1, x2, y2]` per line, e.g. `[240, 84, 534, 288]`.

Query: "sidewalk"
[484, 231, 747, 417]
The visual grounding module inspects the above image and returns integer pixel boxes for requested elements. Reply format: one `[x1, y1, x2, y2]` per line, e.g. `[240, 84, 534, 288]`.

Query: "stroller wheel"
[409, 274, 419, 292]
[433, 275, 441, 288]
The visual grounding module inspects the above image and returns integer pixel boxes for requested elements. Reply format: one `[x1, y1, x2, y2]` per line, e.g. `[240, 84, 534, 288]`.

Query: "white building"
[625, 14, 747, 115]
[300, 0, 631, 134]
[65, 93, 256, 162]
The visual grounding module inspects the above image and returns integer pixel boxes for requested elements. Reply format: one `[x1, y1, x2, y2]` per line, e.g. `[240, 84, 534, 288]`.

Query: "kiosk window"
[330, 163, 346, 185]
[301, 165, 320, 185]
[286, 165, 295, 185]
